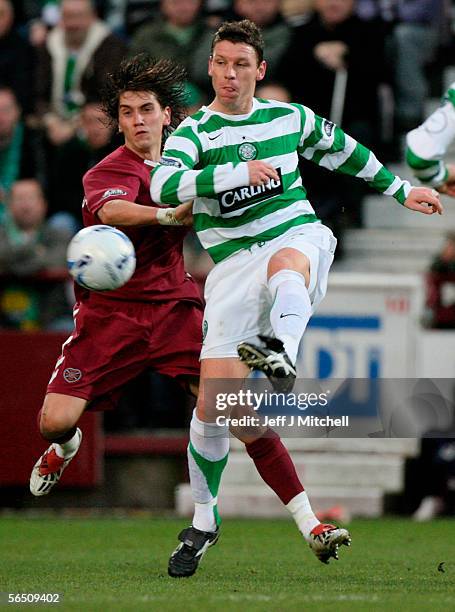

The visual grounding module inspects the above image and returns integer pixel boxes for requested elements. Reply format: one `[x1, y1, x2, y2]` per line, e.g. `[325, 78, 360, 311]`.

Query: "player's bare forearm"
[98, 199, 166, 226]
[403, 187, 443, 215]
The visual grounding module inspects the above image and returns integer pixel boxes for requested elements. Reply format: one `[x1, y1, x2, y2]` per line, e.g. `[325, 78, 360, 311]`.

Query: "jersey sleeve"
[406, 83, 455, 187]
[83, 161, 141, 216]
[294, 103, 412, 205]
[150, 122, 250, 205]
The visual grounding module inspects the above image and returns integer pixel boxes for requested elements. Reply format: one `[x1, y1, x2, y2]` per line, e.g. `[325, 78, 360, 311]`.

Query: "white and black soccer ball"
[67, 225, 136, 291]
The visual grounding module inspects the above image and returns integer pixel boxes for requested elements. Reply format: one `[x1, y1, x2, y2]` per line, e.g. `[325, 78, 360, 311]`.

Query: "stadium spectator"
[192, 0, 292, 94]
[130, 0, 208, 88]
[424, 232, 455, 329]
[29, 58, 318, 580]
[256, 81, 290, 102]
[47, 100, 117, 229]
[277, 0, 386, 230]
[412, 437, 455, 521]
[0, 87, 43, 223]
[27, 1, 62, 48]
[279, 0, 385, 136]
[356, 0, 445, 137]
[98, 0, 159, 38]
[227, 0, 292, 80]
[34, 0, 127, 143]
[0, 0, 35, 113]
[281, 0, 314, 25]
[390, 0, 444, 135]
[151, 19, 442, 577]
[0, 179, 73, 330]
[406, 82, 455, 198]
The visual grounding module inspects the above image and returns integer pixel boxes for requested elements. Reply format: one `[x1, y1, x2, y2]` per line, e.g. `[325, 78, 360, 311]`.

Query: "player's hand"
[247, 161, 279, 186]
[174, 200, 194, 226]
[404, 187, 443, 215]
[314, 41, 347, 71]
[437, 164, 455, 198]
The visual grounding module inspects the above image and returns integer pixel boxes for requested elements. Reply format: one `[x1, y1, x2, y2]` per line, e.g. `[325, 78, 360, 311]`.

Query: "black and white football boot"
[168, 526, 220, 577]
[308, 523, 351, 564]
[237, 335, 297, 393]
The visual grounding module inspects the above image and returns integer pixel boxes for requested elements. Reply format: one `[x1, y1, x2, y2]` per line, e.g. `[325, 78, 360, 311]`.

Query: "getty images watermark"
[214, 389, 349, 429]
[202, 378, 455, 438]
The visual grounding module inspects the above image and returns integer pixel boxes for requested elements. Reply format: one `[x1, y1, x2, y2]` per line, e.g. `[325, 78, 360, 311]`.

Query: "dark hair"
[101, 54, 188, 138]
[211, 19, 264, 64]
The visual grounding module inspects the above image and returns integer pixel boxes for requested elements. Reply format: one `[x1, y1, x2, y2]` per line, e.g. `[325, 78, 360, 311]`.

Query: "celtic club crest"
[238, 142, 258, 161]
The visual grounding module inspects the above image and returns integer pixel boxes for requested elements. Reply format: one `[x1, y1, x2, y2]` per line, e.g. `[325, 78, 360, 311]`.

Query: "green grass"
[1, 517, 454, 611]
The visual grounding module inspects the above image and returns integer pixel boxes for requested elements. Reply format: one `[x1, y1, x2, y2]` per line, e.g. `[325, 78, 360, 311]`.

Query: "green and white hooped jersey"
[406, 83, 455, 187]
[151, 98, 411, 264]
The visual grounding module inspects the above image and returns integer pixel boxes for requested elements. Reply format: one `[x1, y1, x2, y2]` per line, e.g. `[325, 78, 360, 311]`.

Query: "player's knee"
[268, 249, 310, 280]
[195, 397, 218, 423]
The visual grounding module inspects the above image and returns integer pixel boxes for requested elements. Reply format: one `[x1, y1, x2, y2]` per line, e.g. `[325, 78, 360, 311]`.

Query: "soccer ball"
[67, 225, 136, 291]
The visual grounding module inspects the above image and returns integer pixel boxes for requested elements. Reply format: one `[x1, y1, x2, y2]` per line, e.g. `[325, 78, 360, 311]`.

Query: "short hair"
[211, 19, 264, 64]
[101, 54, 187, 138]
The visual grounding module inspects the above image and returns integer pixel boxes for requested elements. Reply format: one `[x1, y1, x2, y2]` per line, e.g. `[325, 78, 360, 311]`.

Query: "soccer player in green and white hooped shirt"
[151, 20, 443, 577]
[407, 82, 455, 198]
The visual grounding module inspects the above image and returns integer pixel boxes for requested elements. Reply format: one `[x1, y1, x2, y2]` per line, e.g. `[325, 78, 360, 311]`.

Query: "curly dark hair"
[211, 20, 264, 64]
[101, 54, 188, 138]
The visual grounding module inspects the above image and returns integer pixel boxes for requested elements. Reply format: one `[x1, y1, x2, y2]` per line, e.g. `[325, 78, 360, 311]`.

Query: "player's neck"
[208, 96, 254, 116]
[125, 141, 161, 162]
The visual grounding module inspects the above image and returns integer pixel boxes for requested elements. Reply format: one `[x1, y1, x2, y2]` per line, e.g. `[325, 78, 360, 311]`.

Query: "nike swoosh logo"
[208, 133, 222, 140]
[280, 313, 300, 318]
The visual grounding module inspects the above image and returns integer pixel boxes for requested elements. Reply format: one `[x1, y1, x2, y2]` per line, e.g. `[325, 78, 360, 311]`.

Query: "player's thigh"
[201, 252, 269, 359]
[148, 300, 202, 379]
[47, 301, 150, 400]
[274, 224, 337, 306]
[40, 393, 87, 437]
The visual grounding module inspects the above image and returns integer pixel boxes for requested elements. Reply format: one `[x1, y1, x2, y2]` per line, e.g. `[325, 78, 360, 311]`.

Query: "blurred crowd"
[0, 0, 453, 330]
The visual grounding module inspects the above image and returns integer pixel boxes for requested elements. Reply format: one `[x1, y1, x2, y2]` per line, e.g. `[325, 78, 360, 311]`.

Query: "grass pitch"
[1, 517, 454, 611]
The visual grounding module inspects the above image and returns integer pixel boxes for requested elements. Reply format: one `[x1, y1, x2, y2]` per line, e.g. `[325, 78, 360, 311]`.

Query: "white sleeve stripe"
[300, 106, 316, 144]
[355, 152, 382, 180]
[167, 135, 199, 162]
[306, 136, 357, 170]
[383, 177, 412, 198]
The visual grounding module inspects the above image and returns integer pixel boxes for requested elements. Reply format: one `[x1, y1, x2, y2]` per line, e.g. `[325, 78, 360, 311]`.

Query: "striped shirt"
[406, 83, 455, 187]
[151, 98, 411, 263]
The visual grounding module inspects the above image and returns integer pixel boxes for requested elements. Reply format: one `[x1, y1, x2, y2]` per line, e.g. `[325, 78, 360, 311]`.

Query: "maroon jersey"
[81, 145, 201, 303]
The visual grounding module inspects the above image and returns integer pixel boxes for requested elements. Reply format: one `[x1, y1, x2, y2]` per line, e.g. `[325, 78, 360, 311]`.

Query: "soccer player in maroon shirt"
[30, 55, 309, 576]
[30, 57, 199, 498]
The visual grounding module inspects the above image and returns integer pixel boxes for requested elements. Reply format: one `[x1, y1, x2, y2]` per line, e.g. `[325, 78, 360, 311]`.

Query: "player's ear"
[256, 60, 267, 83]
[208, 56, 213, 77]
[163, 106, 171, 126]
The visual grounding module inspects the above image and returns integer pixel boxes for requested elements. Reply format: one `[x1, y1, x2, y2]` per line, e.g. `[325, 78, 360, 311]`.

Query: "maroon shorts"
[47, 298, 202, 406]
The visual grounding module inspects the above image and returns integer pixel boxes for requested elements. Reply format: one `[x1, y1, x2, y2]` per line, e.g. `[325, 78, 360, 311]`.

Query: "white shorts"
[201, 222, 337, 359]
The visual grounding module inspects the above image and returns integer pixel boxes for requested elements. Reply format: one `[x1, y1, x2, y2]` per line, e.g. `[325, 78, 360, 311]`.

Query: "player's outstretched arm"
[406, 87, 455, 195]
[98, 198, 191, 227]
[403, 187, 443, 215]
